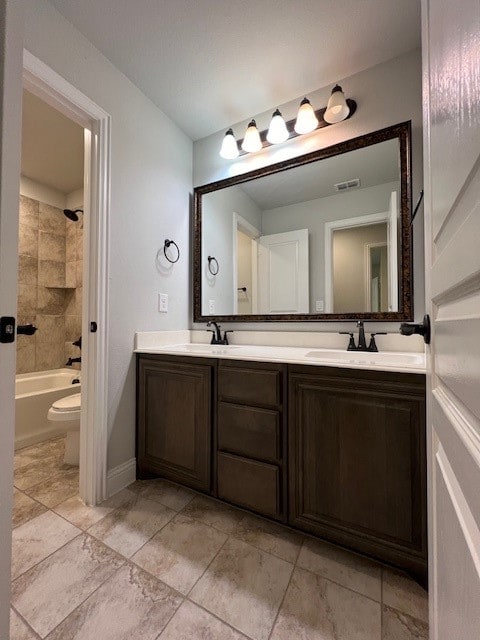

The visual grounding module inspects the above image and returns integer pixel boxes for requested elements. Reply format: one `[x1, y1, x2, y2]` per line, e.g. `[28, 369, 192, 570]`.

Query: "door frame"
[23, 50, 111, 505]
[232, 212, 260, 314]
[324, 211, 391, 312]
[364, 241, 388, 312]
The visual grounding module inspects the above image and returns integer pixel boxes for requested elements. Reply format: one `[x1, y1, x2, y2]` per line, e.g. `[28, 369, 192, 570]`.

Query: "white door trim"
[364, 241, 387, 311]
[23, 50, 111, 506]
[324, 211, 389, 312]
[232, 212, 260, 314]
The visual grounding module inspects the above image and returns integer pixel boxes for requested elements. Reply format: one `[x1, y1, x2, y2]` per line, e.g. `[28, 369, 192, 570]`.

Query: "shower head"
[63, 208, 83, 222]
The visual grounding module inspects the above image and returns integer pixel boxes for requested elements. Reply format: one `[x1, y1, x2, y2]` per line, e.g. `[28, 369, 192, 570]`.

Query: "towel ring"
[164, 239, 180, 264]
[207, 255, 219, 275]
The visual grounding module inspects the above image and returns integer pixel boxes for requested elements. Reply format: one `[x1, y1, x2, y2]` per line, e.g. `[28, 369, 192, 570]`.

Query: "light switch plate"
[158, 293, 168, 313]
[208, 299, 215, 314]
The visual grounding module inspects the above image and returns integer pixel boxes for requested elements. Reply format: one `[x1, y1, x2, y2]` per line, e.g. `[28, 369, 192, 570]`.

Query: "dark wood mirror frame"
[193, 121, 413, 323]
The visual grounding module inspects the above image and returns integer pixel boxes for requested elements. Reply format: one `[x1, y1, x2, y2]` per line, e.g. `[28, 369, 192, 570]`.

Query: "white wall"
[202, 184, 261, 315]
[22, 0, 193, 470]
[193, 49, 424, 330]
[262, 181, 399, 312]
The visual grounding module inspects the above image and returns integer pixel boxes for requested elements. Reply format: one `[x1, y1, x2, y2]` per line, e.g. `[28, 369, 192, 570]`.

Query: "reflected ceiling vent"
[334, 178, 360, 192]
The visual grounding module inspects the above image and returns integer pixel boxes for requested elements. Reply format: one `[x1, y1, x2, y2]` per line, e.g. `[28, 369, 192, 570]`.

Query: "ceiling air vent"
[334, 178, 360, 192]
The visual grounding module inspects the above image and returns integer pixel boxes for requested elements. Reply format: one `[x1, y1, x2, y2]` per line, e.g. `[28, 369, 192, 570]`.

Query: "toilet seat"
[48, 393, 81, 422]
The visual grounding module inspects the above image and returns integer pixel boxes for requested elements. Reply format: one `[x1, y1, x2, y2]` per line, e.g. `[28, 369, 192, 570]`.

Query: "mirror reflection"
[201, 136, 403, 317]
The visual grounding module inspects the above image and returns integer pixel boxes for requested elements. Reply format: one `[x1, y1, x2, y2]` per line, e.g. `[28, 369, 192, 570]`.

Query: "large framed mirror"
[193, 122, 413, 322]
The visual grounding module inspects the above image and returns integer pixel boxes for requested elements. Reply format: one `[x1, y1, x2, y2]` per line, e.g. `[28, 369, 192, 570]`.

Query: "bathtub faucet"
[66, 356, 81, 366]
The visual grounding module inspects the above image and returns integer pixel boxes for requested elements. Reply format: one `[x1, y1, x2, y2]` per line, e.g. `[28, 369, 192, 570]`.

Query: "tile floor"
[11, 437, 429, 640]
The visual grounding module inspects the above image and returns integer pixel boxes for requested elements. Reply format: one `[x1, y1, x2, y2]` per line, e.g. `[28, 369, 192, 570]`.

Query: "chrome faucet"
[206, 321, 232, 345]
[339, 321, 386, 352]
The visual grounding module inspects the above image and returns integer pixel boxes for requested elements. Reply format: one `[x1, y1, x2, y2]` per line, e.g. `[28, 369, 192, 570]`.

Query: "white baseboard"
[106, 458, 136, 498]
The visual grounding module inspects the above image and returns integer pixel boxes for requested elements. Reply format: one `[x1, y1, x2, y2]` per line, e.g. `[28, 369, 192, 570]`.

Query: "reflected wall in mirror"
[194, 122, 412, 322]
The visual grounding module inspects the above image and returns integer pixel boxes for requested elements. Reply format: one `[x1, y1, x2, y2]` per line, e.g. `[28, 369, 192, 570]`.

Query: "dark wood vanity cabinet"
[136, 354, 427, 579]
[216, 361, 287, 521]
[288, 365, 427, 577]
[136, 355, 213, 492]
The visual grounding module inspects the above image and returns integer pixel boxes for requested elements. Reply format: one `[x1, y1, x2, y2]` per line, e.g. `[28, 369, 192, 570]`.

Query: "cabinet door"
[288, 366, 427, 577]
[137, 356, 212, 492]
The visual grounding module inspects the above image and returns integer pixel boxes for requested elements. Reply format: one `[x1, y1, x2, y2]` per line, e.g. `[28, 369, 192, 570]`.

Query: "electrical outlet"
[158, 293, 168, 313]
[315, 300, 324, 312]
[208, 299, 215, 314]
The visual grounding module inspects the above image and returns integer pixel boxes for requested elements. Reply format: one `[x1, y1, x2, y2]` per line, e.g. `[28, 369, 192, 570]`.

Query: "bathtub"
[15, 368, 81, 450]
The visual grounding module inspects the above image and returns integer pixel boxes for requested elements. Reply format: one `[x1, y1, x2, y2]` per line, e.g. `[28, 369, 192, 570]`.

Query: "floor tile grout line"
[11, 532, 130, 637]
[184, 533, 232, 599]
[266, 558, 296, 640]
[182, 599, 255, 640]
[10, 604, 43, 640]
[37, 560, 130, 639]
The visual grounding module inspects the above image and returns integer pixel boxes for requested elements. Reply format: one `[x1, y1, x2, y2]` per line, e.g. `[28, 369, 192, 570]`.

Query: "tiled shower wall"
[16, 195, 83, 374]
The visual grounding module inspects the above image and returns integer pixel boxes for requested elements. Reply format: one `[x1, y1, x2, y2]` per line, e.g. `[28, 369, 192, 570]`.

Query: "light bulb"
[324, 85, 350, 124]
[294, 98, 319, 134]
[266, 109, 289, 144]
[219, 128, 239, 159]
[241, 119, 262, 153]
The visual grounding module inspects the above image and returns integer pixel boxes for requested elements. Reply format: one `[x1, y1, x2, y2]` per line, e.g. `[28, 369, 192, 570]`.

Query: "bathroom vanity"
[136, 344, 426, 581]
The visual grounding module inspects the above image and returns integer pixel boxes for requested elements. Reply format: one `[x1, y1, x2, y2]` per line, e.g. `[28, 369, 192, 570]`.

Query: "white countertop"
[134, 331, 426, 374]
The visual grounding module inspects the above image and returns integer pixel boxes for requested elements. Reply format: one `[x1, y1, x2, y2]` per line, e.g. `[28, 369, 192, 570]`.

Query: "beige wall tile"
[37, 287, 65, 315]
[38, 260, 66, 287]
[17, 284, 37, 314]
[65, 314, 82, 341]
[66, 261, 76, 287]
[76, 232, 83, 260]
[36, 315, 65, 344]
[18, 224, 38, 258]
[19, 195, 39, 228]
[36, 340, 66, 370]
[39, 202, 66, 236]
[18, 255, 38, 285]
[64, 289, 76, 315]
[76, 259, 83, 286]
[39, 231, 65, 262]
[16, 339, 36, 374]
[66, 225, 77, 261]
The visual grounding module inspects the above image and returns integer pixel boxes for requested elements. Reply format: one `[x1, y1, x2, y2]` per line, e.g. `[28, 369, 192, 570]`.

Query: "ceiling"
[237, 138, 400, 210]
[47, 0, 421, 140]
[22, 90, 84, 194]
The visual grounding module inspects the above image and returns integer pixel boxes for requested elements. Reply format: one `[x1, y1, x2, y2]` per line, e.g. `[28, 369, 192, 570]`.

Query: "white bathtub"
[15, 368, 81, 450]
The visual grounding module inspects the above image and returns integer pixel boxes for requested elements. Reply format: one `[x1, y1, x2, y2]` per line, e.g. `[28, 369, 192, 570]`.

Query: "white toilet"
[48, 393, 81, 465]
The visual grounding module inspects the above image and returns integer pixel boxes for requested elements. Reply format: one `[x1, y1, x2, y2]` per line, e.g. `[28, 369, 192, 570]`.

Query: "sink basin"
[304, 349, 425, 368]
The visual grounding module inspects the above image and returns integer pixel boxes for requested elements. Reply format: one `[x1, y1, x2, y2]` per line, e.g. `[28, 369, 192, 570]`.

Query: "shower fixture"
[63, 208, 83, 222]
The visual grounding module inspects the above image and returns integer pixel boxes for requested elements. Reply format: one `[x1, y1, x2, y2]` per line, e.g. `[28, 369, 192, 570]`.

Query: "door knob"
[399, 314, 431, 344]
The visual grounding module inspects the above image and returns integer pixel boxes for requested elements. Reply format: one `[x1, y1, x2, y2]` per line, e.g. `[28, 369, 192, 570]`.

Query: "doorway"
[22, 51, 110, 506]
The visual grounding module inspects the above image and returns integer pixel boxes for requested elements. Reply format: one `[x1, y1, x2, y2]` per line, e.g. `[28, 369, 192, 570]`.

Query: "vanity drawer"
[218, 362, 283, 408]
[217, 452, 281, 519]
[218, 402, 280, 462]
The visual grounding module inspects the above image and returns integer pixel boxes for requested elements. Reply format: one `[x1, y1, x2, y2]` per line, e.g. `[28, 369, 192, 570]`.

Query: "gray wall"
[193, 49, 424, 331]
[23, 0, 193, 471]
[261, 181, 399, 313]
[202, 184, 261, 315]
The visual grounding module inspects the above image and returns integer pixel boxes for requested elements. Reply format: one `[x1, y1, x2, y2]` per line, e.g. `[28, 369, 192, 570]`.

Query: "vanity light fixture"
[324, 84, 350, 124]
[294, 98, 319, 134]
[266, 109, 289, 144]
[241, 119, 262, 153]
[219, 85, 356, 158]
[219, 128, 239, 159]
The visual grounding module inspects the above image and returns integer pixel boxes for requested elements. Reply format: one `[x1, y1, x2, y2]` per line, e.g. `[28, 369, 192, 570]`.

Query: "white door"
[258, 229, 309, 314]
[0, 1, 24, 636]
[423, 1, 480, 637]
